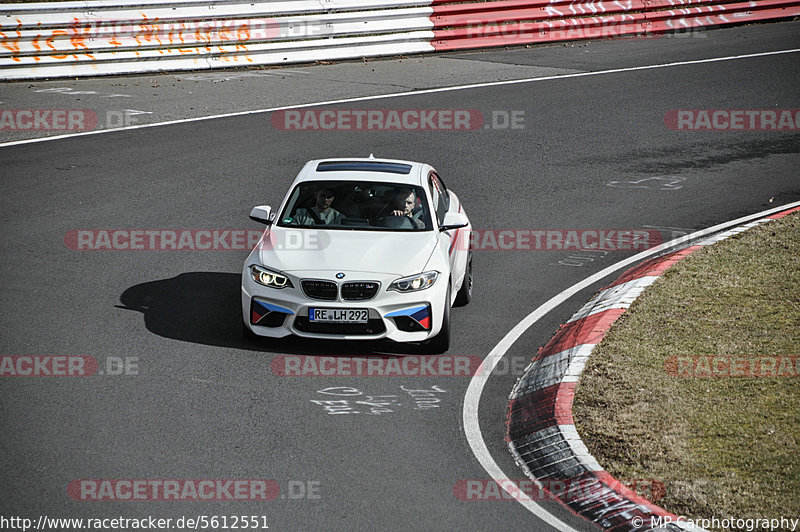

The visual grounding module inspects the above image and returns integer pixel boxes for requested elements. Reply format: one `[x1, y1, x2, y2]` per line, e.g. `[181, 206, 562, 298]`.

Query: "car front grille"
[341, 282, 379, 301]
[301, 280, 338, 300]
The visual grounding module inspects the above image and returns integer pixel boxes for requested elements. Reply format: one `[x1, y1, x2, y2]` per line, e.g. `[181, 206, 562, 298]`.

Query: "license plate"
[309, 308, 369, 323]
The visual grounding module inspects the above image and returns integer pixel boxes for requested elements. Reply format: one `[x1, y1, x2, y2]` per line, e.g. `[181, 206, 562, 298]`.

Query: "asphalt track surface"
[1, 21, 799, 531]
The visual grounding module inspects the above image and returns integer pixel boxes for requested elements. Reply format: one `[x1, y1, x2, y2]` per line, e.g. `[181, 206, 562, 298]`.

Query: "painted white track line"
[463, 201, 800, 529]
[1, 47, 798, 149]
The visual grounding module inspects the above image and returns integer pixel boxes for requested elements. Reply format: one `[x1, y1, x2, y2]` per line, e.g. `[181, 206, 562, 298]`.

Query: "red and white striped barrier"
[430, 0, 800, 50]
[505, 205, 800, 531]
[1, 0, 799, 79]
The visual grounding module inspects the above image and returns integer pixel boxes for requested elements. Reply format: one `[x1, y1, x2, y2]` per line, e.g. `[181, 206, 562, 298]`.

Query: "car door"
[428, 170, 467, 301]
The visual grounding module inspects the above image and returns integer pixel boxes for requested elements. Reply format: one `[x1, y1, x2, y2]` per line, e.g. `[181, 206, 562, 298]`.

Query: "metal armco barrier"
[2, 0, 799, 79]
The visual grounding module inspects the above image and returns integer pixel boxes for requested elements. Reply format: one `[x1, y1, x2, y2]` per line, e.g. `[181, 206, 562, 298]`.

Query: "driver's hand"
[390, 210, 405, 216]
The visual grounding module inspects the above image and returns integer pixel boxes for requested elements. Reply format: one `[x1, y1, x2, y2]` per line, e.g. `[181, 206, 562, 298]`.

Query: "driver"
[390, 188, 424, 230]
[292, 187, 343, 225]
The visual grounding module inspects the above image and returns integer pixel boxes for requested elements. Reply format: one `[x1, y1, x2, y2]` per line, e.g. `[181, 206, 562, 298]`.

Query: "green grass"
[572, 211, 800, 531]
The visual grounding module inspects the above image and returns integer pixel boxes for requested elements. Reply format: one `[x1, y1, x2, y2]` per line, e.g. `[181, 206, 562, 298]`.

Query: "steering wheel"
[374, 215, 415, 229]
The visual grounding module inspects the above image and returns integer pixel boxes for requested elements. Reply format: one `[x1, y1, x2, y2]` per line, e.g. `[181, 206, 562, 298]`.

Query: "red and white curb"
[505, 205, 800, 531]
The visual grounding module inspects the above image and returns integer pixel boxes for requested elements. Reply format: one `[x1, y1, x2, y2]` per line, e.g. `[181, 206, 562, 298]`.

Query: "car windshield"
[277, 181, 433, 231]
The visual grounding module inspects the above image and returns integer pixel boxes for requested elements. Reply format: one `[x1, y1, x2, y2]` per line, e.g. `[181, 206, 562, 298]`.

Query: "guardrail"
[2, 0, 799, 80]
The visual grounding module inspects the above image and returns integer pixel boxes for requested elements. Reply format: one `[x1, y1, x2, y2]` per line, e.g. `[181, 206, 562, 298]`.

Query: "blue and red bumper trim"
[385, 305, 431, 330]
[251, 298, 294, 325]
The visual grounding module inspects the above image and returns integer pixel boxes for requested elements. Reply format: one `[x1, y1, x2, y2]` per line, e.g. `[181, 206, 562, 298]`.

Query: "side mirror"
[249, 205, 273, 225]
[439, 211, 469, 232]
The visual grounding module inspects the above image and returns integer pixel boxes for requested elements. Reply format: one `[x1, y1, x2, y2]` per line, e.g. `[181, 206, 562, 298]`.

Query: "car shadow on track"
[118, 272, 422, 356]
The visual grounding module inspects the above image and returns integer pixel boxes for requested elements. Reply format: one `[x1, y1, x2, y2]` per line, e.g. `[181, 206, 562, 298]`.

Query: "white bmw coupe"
[241, 156, 472, 353]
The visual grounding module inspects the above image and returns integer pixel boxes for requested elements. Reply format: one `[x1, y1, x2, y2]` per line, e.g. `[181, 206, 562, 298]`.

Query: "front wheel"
[424, 283, 451, 354]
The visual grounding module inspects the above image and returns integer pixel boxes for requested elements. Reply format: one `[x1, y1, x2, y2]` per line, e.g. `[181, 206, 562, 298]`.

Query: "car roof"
[293, 157, 430, 187]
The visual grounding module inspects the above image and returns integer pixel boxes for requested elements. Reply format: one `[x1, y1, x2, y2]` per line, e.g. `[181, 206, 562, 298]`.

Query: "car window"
[277, 180, 433, 231]
[428, 172, 448, 225]
[432, 172, 450, 210]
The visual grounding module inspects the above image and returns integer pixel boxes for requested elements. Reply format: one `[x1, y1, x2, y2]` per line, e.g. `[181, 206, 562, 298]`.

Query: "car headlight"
[250, 265, 293, 289]
[388, 271, 438, 293]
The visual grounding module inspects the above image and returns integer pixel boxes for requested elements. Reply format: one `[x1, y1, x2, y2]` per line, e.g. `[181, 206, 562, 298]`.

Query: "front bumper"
[241, 267, 447, 342]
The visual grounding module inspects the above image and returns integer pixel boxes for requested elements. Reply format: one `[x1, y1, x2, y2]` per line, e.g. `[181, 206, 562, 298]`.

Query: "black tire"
[424, 283, 451, 354]
[453, 251, 473, 307]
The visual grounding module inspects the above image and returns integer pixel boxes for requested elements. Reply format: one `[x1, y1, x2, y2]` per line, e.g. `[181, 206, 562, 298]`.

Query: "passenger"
[292, 187, 343, 225]
[390, 188, 425, 230]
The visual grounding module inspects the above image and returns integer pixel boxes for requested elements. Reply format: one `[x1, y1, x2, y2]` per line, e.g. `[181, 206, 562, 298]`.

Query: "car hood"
[256, 227, 437, 276]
